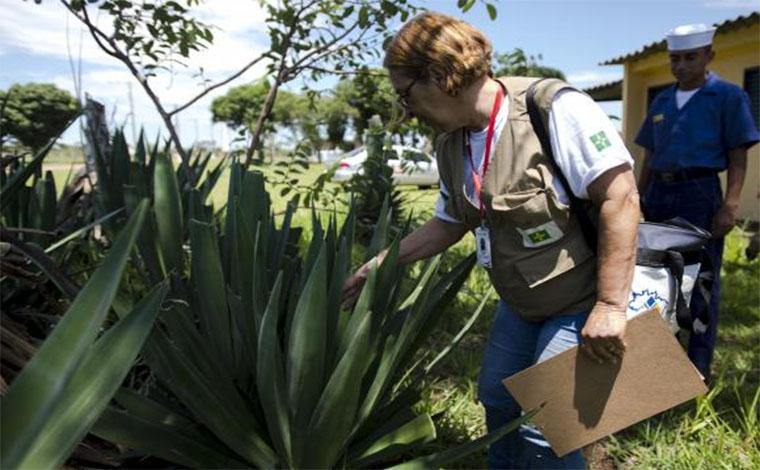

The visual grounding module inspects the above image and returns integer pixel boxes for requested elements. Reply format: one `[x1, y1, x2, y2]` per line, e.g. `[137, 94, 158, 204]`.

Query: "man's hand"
[581, 302, 628, 363]
[711, 204, 737, 239]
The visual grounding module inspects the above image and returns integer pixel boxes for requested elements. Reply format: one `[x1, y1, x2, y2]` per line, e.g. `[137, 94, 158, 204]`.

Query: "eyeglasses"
[396, 78, 418, 109]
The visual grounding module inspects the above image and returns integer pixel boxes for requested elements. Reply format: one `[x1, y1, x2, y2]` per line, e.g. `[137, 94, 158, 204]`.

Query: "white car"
[331, 145, 439, 188]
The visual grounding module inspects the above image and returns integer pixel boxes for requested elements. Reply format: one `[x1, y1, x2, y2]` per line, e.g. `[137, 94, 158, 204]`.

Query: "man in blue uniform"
[636, 23, 760, 381]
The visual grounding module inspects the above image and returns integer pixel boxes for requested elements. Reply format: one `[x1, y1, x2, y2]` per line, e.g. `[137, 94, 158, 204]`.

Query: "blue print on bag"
[628, 289, 669, 313]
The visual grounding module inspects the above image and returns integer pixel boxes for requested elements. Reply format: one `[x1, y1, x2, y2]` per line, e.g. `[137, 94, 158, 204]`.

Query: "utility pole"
[127, 81, 137, 146]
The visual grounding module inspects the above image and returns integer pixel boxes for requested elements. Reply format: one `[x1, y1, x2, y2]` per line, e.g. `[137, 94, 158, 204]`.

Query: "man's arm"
[637, 149, 653, 194]
[582, 164, 640, 363]
[712, 147, 748, 238]
[342, 218, 468, 304]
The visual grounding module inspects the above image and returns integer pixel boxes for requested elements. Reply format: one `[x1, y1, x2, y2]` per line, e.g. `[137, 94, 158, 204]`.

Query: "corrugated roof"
[582, 79, 623, 101]
[600, 12, 759, 65]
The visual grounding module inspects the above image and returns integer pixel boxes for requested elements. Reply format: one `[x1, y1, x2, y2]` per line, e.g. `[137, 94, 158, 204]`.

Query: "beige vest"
[436, 77, 597, 320]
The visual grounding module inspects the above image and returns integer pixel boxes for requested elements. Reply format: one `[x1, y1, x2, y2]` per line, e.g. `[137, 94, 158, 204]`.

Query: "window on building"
[647, 83, 674, 111]
[744, 67, 760, 130]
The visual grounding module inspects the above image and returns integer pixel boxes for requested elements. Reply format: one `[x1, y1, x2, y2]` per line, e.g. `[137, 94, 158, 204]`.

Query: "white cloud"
[48, 63, 262, 148]
[0, 1, 270, 74]
[0, 2, 115, 65]
[1, 0, 273, 148]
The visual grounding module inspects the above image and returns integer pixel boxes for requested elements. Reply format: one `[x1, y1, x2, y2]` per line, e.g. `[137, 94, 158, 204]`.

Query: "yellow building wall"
[621, 23, 760, 221]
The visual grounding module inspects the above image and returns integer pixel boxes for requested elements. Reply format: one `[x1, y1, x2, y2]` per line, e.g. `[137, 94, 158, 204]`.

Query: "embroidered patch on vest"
[653, 114, 664, 123]
[590, 131, 612, 152]
[516, 221, 564, 248]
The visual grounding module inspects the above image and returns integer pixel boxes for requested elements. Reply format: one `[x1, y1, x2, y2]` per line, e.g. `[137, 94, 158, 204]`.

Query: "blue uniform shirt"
[636, 72, 760, 172]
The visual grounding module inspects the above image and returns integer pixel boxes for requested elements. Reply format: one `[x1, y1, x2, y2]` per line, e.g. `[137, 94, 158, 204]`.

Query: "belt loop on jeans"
[653, 168, 718, 183]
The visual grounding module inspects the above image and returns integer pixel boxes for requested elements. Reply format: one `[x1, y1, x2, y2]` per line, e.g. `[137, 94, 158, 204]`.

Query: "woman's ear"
[426, 64, 446, 87]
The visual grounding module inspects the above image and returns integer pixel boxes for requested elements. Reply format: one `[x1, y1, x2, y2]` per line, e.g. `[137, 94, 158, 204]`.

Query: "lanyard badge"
[468, 85, 504, 268]
[475, 223, 492, 268]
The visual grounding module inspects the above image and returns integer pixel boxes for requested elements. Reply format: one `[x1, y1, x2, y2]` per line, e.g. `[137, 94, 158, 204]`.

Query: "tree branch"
[302, 66, 386, 77]
[287, 21, 360, 74]
[168, 54, 268, 117]
[60, 0, 192, 181]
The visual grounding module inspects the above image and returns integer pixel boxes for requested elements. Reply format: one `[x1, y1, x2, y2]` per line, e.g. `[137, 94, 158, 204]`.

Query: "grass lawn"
[41, 156, 759, 468]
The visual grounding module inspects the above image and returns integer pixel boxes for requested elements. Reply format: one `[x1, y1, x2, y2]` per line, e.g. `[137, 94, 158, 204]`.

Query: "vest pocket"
[489, 189, 571, 247]
[514, 233, 593, 288]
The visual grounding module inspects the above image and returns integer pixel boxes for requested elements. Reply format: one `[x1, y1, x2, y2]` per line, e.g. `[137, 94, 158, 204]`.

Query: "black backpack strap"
[636, 247, 692, 330]
[691, 249, 714, 333]
[526, 79, 599, 254]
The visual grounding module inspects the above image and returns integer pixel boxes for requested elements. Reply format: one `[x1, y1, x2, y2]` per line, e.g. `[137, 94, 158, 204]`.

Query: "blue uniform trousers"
[642, 175, 724, 377]
[478, 300, 588, 469]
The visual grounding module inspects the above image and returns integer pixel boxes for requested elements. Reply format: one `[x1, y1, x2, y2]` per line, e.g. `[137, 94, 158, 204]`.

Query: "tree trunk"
[245, 77, 281, 167]
[82, 95, 111, 178]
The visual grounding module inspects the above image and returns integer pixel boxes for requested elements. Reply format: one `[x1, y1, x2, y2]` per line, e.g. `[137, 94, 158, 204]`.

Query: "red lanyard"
[466, 86, 504, 216]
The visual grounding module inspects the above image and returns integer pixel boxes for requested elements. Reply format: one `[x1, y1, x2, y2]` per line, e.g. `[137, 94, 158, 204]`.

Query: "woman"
[343, 12, 639, 469]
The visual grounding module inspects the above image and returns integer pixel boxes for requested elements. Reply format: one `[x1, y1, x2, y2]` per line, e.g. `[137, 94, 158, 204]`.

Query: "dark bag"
[525, 79, 713, 333]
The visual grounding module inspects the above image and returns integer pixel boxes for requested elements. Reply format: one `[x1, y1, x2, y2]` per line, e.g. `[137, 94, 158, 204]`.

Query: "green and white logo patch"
[517, 221, 564, 248]
[590, 131, 612, 152]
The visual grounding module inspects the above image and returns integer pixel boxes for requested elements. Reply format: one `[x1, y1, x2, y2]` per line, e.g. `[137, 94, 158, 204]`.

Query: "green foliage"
[1, 113, 81, 251]
[344, 116, 406, 242]
[0, 83, 80, 150]
[0, 201, 167, 469]
[337, 69, 434, 146]
[82, 160, 515, 468]
[212, 79, 357, 151]
[74, 0, 213, 77]
[210, 79, 272, 132]
[318, 90, 358, 149]
[262, 0, 415, 82]
[456, 0, 498, 19]
[493, 48, 566, 80]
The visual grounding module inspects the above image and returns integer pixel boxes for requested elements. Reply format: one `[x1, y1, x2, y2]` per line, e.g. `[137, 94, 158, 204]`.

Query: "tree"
[211, 81, 307, 147]
[338, 69, 396, 144]
[493, 48, 566, 80]
[213, 83, 356, 156]
[321, 94, 356, 150]
[56, 0, 260, 180]
[55, 0, 494, 171]
[210, 80, 272, 133]
[0, 83, 80, 151]
[241, 0, 419, 164]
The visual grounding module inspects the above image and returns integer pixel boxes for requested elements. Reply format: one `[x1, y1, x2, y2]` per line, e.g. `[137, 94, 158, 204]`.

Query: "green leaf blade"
[0, 199, 149, 469]
[15, 282, 168, 469]
[153, 150, 184, 274]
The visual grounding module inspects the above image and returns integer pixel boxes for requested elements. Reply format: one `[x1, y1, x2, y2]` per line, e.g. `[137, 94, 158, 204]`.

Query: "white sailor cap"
[666, 24, 717, 51]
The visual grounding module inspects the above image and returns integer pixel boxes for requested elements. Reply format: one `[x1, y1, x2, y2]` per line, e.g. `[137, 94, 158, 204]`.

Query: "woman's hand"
[580, 301, 628, 363]
[341, 254, 382, 308]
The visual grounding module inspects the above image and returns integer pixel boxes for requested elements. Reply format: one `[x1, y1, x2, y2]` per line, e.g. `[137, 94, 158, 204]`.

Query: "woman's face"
[389, 70, 460, 132]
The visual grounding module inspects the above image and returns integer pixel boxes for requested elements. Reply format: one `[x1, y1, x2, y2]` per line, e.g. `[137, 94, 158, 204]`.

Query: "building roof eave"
[599, 12, 759, 66]
[582, 79, 623, 101]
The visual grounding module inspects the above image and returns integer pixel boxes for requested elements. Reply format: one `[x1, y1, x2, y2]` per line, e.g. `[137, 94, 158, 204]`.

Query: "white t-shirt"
[434, 89, 633, 224]
[675, 88, 700, 109]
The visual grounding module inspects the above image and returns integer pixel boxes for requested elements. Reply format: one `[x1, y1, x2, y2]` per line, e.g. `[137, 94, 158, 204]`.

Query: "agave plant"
[3, 131, 529, 467]
[81, 160, 529, 468]
[0, 201, 168, 469]
[0, 125, 226, 467]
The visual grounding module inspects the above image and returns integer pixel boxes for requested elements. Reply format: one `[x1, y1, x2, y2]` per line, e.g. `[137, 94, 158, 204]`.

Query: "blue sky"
[1, 0, 758, 148]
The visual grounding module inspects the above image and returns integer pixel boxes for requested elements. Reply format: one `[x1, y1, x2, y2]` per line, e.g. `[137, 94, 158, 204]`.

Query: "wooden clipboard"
[503, 310, 707, 456]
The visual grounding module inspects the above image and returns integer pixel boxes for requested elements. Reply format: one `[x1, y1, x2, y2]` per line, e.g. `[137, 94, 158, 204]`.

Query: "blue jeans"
[643, 175, 724, 377]
[478, 300, 588, 469]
